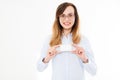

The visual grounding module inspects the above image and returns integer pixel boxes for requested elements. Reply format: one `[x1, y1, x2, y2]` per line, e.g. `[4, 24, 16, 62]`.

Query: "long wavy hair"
[50, 2, 81, 47]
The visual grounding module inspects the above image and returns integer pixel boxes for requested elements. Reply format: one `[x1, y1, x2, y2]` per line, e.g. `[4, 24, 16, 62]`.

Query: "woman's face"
[59, 6, 75, 30]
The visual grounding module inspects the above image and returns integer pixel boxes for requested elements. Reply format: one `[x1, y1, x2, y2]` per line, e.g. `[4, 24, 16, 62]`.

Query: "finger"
[54, 50, 58, 55]
[78, 50, 83, 54]
[71, 50, 77, 54]
[56, 50, 61, 54]
[54, 45, 60, 48]
[76, 50, 79, 54]
[72, 44, 79, 48]
[49, 52, 53, 56]
[49, 51, 52, 55]
[52, 50, 56, 55]
[54, 50, 57, 55]
[49, 50, 54, 55]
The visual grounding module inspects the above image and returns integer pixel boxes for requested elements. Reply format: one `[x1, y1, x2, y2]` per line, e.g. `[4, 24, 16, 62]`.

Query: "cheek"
[59, 19, 75, 25]
[72, 18, 75, 24]
[59, 19, 62, 25]
[59, 19, 64, 26]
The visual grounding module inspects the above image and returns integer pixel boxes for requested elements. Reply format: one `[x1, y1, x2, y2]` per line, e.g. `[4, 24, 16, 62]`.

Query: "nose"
[64, 16, 69, 21]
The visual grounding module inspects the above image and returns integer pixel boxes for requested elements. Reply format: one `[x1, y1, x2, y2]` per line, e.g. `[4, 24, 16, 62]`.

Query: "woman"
[37, 2, 97, 80]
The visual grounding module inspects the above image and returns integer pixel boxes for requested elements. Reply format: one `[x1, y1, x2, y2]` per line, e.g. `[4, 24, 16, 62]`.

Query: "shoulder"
[79, 34, 91, 46]
[79, 34, 93, 50]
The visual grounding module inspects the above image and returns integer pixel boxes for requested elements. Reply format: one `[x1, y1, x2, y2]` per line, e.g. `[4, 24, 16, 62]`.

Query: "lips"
[63, 22, 71, 26]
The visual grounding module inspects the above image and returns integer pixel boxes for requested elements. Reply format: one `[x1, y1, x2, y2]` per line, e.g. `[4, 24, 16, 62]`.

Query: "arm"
[37, 36, 50, 72]
[37, 35, 60, 72]
[82, 36, 97, 76]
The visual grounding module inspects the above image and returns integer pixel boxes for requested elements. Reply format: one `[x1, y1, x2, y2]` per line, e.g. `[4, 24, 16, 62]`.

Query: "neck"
[63, 28, 72, 36]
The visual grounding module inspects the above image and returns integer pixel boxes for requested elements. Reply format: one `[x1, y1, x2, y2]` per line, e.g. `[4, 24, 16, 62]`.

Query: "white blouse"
[37, 34, 97, 80]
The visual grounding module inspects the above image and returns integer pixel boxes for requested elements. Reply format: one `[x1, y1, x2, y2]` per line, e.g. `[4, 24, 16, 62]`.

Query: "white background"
[0, 0, 120, 80]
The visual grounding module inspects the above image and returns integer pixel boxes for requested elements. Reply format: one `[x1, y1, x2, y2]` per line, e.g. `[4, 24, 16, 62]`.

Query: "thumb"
[72, 43, 78, 48]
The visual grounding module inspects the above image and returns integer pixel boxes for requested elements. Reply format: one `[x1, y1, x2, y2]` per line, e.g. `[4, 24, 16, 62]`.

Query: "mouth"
[63, 22, 71, 26]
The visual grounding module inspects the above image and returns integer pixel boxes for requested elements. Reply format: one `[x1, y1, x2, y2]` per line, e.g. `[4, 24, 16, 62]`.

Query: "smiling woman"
[37, 2, 97, 80]
[59, 6, 75, 30]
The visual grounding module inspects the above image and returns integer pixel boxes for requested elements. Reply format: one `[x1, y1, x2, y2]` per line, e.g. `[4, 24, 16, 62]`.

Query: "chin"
[64, 26, 72, 29]
[63, 27, 72, 30]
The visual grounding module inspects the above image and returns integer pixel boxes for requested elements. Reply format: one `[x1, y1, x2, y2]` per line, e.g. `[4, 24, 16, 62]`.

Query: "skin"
[43, 6, 88, 63]
[59, 6, 75, 36]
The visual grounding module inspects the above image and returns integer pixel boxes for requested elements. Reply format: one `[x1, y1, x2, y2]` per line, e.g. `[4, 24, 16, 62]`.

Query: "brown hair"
[50, 2, 81, 46]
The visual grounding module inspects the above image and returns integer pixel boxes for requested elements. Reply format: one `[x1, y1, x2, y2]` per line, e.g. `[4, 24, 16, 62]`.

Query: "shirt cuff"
[37, 58, 49, 72]
[83, 58, 91, 65]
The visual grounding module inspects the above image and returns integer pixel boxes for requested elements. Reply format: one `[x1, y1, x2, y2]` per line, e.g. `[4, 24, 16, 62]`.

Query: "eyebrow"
[62, 13, 74, 15]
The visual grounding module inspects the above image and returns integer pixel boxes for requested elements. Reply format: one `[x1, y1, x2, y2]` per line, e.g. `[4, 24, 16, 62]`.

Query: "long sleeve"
[37, 34, 97, 80]
[37, 35, 51, 72]
[81, 36, 97, 75]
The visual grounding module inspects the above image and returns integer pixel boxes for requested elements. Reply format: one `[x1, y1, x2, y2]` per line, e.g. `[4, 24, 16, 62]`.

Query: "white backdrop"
[0, 0, 120, 80]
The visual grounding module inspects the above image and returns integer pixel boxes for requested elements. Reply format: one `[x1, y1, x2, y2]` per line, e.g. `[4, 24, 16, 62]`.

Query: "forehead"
[62, 6, 74, 14]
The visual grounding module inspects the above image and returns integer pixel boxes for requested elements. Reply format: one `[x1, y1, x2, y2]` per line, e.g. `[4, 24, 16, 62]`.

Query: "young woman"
[37, 2, 97, 80]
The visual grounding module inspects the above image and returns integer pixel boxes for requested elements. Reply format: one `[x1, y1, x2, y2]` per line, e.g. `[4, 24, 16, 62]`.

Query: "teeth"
[64, 22, 70, 25]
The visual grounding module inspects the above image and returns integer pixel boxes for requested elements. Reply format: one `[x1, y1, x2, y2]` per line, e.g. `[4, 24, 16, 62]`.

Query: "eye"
[60, 14, 65, 18]
[69, 14, 73, 17]
[69, 14, 74, 17]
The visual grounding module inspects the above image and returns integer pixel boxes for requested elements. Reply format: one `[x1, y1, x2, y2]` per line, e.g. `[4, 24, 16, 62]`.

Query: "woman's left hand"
[72, 44, 88, 63]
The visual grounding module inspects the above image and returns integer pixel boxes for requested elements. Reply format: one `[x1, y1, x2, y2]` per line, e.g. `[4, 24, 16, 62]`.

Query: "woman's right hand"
[42, 45, 60, 63]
